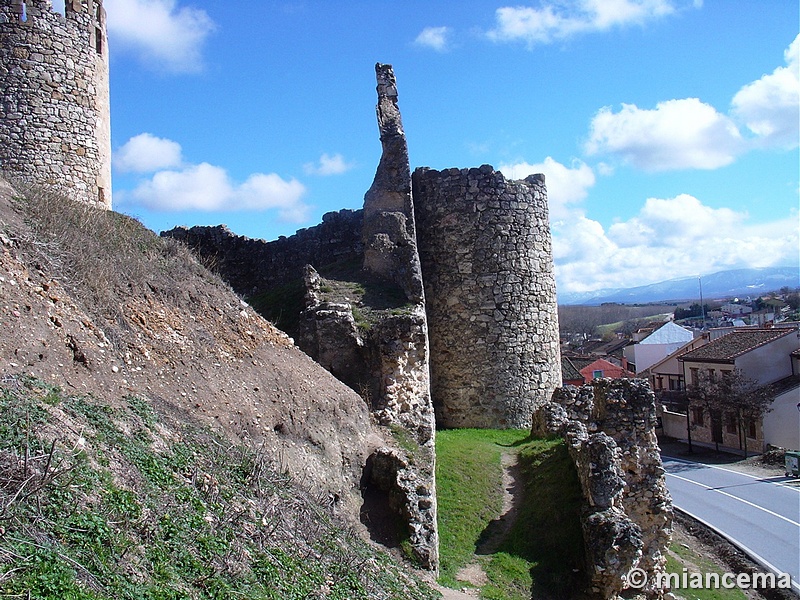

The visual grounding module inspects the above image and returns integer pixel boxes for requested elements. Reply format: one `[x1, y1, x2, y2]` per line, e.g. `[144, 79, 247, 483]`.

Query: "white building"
[626, 321, 694, 374]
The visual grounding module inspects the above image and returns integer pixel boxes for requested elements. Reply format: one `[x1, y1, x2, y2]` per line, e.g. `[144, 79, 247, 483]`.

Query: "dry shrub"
[8, 180, 217, 324]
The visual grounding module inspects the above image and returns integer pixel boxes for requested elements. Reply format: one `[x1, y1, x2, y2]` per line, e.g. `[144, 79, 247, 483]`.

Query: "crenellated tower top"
[0, 0, 111, 208]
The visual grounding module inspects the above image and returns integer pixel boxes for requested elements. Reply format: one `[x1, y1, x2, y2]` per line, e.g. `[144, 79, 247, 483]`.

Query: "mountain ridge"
[559, 267, 799, 305]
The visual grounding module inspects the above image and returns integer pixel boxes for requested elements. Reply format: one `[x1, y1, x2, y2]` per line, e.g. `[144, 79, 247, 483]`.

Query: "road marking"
[663, 455, 800, 492]
[666, 472, 800, 527]
[674, 506, 800, 594]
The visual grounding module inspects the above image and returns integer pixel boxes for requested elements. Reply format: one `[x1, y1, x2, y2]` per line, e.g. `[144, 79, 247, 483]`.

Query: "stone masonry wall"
[362, 63, 424, 304]
[0, 0, 111, 208]
[163, 209, 364, 297]
[533, 379, 673, 598]
[358, 63, 437, 570]
[413, 166, 560, 428]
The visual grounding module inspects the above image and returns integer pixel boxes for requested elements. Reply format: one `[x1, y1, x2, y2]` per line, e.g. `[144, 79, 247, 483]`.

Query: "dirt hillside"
[0, 177, 384, 525]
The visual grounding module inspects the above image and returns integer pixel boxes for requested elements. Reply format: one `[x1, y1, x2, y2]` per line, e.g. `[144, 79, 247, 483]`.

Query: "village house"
[643, 333, 710, 396]
[624, 321, 694, 375]
[660, 327, 800, 453]
[562, 355, 635, 385]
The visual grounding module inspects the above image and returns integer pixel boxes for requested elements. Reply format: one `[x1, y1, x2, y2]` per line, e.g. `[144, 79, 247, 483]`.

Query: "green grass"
[665, 548, 748, 600]
[0, 375, 438, 600]
[435, 429, 526, 587]
[436, 427, 756, 600]
[435, 429, 584, 599]
[497, 438, 585, 598]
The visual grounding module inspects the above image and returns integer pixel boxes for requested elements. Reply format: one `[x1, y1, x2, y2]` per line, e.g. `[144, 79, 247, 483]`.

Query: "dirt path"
[446, 450, 524, 597]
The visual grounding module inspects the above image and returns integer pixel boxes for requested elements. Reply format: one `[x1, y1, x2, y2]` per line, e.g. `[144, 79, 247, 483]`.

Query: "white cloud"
[114, 133, 183, 173]
[303, 153, 355, 176]
[104, 0, 215, 74]
[498, 157, 596, 220]
[487, 0, 687, 46]
[607, 194, 742, 247]
[122, 163, 310, 222]
[414, 26, 452, 52]
[585, 98, 744, 171]
[731, 34, 800, 149]
[552, 195, 798, 293]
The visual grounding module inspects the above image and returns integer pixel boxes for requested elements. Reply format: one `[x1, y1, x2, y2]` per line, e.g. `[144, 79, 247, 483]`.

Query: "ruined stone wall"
[413, 166, 560, 428]
[163, 209, 364, 296]
[362, 63, 424, 304]
[358, 63, 437, 570]
[533, 379, 673, 599]
[0, 0, 111, 208]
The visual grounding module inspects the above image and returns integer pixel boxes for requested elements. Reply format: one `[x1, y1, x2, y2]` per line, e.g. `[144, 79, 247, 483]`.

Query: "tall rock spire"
[362, 63, 424, 303]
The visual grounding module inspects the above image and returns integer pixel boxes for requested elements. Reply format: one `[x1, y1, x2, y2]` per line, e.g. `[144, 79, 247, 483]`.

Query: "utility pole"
[699, 277, 706, 330]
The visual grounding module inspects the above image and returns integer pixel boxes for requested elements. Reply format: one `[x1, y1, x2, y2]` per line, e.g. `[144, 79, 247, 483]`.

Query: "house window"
[691, 407, 704, 427]
[669, 376, 684, 391]
[707, 368, 715, 380]
[95, 27, 103, 55]
[690, 368, 699, 386]
[746, 419, 757, 439]
[592, 370, 604, 379]
[725, 413, 737, 435]
[655, 376, 663, 390]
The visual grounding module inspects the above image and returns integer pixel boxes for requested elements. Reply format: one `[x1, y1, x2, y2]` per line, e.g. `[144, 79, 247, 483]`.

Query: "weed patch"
[0, 375, 437, 600]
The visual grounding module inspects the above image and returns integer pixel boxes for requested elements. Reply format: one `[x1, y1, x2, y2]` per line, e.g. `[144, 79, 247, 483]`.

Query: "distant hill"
[559, 267, 800, 305]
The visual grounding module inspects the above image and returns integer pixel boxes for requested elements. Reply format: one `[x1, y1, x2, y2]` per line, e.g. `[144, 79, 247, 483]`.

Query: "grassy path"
[436, 429, 758, 600]
[435, 430, 584, 599]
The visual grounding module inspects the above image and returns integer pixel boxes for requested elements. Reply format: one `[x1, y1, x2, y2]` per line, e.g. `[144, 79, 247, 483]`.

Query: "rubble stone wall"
[533, 379, 673, 599]
[163, 209, 364, 297]
[0, 0, 111, 208]
[413, 166, 561, 428]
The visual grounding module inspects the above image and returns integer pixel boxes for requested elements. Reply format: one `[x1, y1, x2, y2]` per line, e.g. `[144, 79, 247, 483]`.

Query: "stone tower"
[414, 166, 561, 428]
[0, 0, 111, 208]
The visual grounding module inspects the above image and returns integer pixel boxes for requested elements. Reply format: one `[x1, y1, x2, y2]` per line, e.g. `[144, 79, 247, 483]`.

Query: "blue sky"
[57, 0, 799, 295]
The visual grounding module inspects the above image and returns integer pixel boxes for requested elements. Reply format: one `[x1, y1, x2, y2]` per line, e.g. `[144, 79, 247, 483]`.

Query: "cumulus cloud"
[551, 195, 798, 293]
[114, 133, 183, 173]
[124, 164, 309, 221]
[104, 0, 215, 74]
[486, 0, 689, 46]
[585, 98, 744, 171]
[303, 153, 355, 176]
[115, 134, 309, 221]
[731, 34, 800, 149]
[498, 157, 596, 220]
[414, 26, 452, 52]
[584, 36, 799, 171]
[607, 194, 742, 246]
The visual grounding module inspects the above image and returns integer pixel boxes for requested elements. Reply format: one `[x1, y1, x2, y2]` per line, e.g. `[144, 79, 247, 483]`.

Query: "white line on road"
[664, 455, 800, 492]
[674, 506, 800, 594]
[666, 472, 800, 527]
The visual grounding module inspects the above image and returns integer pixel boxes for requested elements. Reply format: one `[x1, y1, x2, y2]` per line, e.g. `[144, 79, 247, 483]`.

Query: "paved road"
[662, 456, 800, 593]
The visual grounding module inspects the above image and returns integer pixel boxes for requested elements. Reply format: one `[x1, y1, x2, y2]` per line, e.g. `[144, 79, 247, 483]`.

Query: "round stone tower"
[413, 165, 561, 429]
[0, 0, 111, 208]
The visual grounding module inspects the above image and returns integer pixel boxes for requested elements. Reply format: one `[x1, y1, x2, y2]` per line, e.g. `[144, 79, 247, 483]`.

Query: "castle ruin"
[533, 379, 673, 598]
[0, 0, 111, 208]
[414, 166, 561, 428]
[167, 65, 562, 432]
